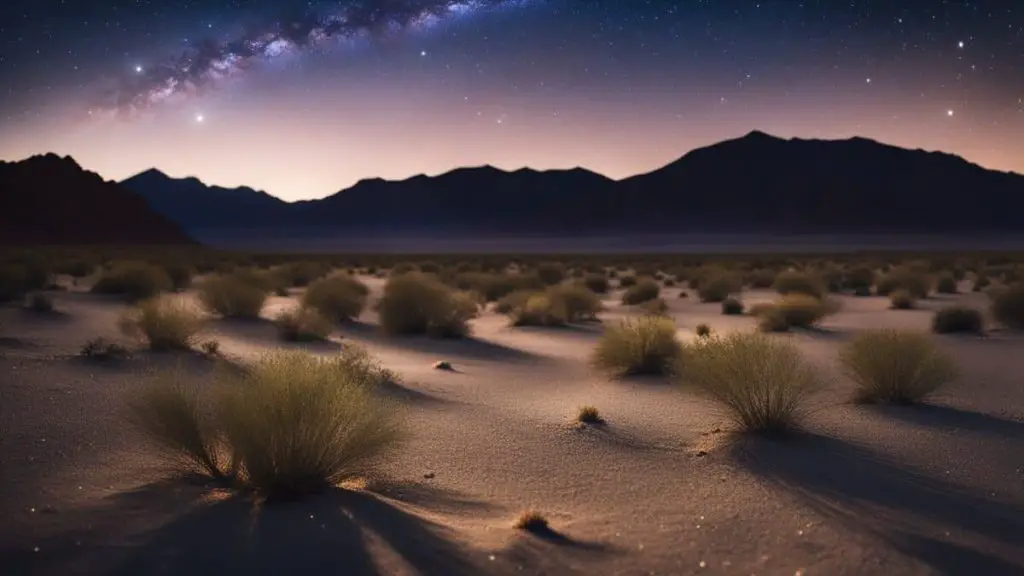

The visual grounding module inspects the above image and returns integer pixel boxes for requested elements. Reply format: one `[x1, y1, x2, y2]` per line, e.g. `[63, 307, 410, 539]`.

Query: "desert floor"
[1, 277, 1023, 576]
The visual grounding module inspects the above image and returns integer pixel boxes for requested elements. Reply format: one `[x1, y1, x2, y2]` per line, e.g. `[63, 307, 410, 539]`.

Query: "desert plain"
[1, 255, 1023, 576]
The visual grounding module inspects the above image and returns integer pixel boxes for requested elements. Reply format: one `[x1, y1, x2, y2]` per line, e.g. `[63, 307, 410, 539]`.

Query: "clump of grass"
[128, 350, 405, 498]
[81, 337, 131, 360]
[301, 274, 369, 323]
[511, 293, 568, 326]
[932, 306, 984, 334]
[275, 307, 333, 342]
[752, 294, 839, 331]
[622, 278, 661, 305]
[506, 284, 602, 327]
[746, 269, 777, 289]
[495, 290, 535, 315]
[697, 270, 742, 303]
[26, 291, 54, 312]
[513, 511, 550, 532]
[91, 261, 172, 302]
[617, 274, 637, 288]
[844, 267, 876, 293]
[839, 329, 958, 404]
[118, 296, 204, 351]
[877, 266, 931, 298]
[582, 273, 610, 294]
[163, 262, 194, 292]
[376, 273, 475, 338]
[889, 289, 917, 310]
[553, 284, 603, 321]
[721, 296, 744, 315]
[200, 340, 221, 356]
[536, 262, 566, 286]
[935, 273, 958, 294]
[275, 261, 332, 287]
[639, 297, 669, 316]
[990, 284, 1024, 329]
[695, 323, 712, 338]
[576, 405, 604, 424]
[197, 273, 269, 319]
[679, 332, 821, 433]
[772, 270, 825, 298]
[591, 316, 682, 377]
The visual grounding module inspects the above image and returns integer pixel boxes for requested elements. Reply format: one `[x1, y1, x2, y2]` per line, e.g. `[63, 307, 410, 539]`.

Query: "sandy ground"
[2, 277, 1023, 575]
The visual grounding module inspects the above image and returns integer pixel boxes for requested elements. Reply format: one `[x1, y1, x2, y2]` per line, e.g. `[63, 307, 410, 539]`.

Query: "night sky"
[1, 1, 1021, 200]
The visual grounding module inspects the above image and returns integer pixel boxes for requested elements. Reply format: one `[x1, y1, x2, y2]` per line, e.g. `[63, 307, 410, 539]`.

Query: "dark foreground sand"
[2, 278, 1023, 575]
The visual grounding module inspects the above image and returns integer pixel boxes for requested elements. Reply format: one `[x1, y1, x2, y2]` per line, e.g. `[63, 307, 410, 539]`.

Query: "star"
[420, 50, 428, 57]
[947, 109, 954, 117]
[134, 65, 143, 73]
[958, 41, 965, 49]
[865, 78, 871, 83]
[194, 113, 205, 123]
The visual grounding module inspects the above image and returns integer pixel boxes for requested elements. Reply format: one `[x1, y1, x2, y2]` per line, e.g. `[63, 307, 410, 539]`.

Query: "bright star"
[865, 78, 871, 83]
[958, 41, 964, 49]
[420, 50, 427, 56]
[195, 113, 205, 123]
[947, 109, 954, 117]
[134, 65, 143, 73]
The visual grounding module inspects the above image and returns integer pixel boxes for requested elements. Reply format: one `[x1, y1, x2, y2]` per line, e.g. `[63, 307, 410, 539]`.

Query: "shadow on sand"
[13, 479, 491, 576]
[865, 403, 1024, 440]
[337, 321, 546, 363]
[730, 432, 1024, 572]
[209, 318, 343, 353]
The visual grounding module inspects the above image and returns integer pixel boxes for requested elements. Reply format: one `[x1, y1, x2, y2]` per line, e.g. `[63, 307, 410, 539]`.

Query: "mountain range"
[3, 131, 1023, 247]
[121, 131, 1024, 236]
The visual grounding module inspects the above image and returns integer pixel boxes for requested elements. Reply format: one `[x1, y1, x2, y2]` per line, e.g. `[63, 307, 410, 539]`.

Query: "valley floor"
[1, 279, 1023, 575]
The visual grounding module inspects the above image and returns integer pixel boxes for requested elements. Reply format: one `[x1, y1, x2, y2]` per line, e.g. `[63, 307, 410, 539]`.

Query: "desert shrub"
[118, 296, 204, 351]
[973, 273, 991, 292]
[390, 262, 420, 276]
[844, 267, 876, 292]
[772, 270, 825, 298]
[839, 329, 958, 404]
[889, 289, 916, 310]
[640, 297, 669, 316]
[26, 291, 54, 312]
[197, 273, 268, 319]
[935, 273, 958, 294]
[163, 262, 194, 292]
[302, 274, 369, 323]
[576, 406, 603, 424]
[276, 261, 331, 287]
[752, 294, 838, 331]
[455, 272, 543, 301]
[91, 261, 172, 301]
[514, 511, 549, 532]
[417, 261, 441, 274]
[0, 260, 50, 301]
[695, 323, 712, 338]
[505, 285, 601, 326]
[931, 306, 984, 334]
[551, 284, 602, 321]
[697, 271, 742, 303]
[679, 332, 821, 433]
[591, 316, 682, 377]
[59, 259, 96, 278]
[200, 340, 221, 356]
[618, 274, 637, 288]
[582, 273, 610, 294]
[511, 293, 568, 326]
[721, 296, 744, 315]
[536, 262, 566, 286]
[746, 269, 777, 289]
[621, 278, 661, 305]
[662, 277, 677, 288]
[877, 266, 931, 298]
[128, 350, 405, 498]
[495, 289, 535, 315]
[376, 273, 474, 338]
[990, 284, 1024, 329]
[275, 307, 333, 341]
[81, 337, 131, 360]
[607, 269, 618, 278]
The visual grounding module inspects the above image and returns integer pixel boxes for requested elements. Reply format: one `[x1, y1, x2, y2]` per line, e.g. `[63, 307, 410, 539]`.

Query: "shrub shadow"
[18, 480, 489, 576]
[210, 318, 343, 353]
[729, 432, 1024, 561]
[338, 321, 544, 362]
[865, 403, 1024, 440]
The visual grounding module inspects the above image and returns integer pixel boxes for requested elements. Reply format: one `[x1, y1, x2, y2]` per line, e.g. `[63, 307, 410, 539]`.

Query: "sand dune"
[2, 279, 1023, 575]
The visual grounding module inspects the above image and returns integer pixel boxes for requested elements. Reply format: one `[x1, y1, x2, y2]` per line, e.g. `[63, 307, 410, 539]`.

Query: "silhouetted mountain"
[119, 132, 1024, 235]
[0, 154, 196, 245]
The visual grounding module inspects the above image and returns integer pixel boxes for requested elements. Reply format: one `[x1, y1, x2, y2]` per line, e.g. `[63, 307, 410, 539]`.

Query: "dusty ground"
[1, 277, 1023, 575]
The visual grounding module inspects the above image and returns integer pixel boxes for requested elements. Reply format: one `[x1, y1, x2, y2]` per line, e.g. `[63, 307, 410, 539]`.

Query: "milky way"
[98, 0, 529, 115]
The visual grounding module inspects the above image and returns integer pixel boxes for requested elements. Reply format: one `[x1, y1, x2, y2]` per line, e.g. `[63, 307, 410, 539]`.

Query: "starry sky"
[0, 0, 1021, 201]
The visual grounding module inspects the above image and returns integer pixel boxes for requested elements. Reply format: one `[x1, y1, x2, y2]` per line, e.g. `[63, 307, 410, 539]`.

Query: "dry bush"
[876, 266, 932, 298]
[753, 294, 839, 331]
[840, 329, 958, 404]
[576, 405, 603, 424]
[390, 262, 420, 276]
[0, 258, 52, 302]
[162, 262, 195, 292]
[506, 284, 601, 326]
[640, 297, 669, 316]
[26, 291, 54, 312]
[935, 273, 958, 294]
[495, 289, 535, 315]
[697, 270, 743, 303]
[276, 261, 332, 287]
[772, 270, 826, 298]
[591, 316, 682, 377]
[621, 277, 661, 305]
[511, 293, 568, 326]
[617, 274, 637, 288]
[536, 262, 566, 286]
[376, 273, 474, 338]
[275, 307, 333, 341]
[301, 274, 369, 322]
[721, 296, 744, 315]
[843, 266, 876, 293]
[746, 269, 777, 289]
[991, 284, 1024, 329]
[695, 323, 712, 338]
[931, 306, 983, 334]
[889, 289, 917, 310]
[127, 350, 405, 499]
[679, 331, 821, 433]
[454, 272, 543, 301]
[552, 284, 602, 321]
[118, 295, 204, 351]
[514, 511, 550, 532]
[81, 337, 131, 360]
[582, 273, 610, 294]
[197, 273, 269, 319]
[91, 261, 172, 301]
